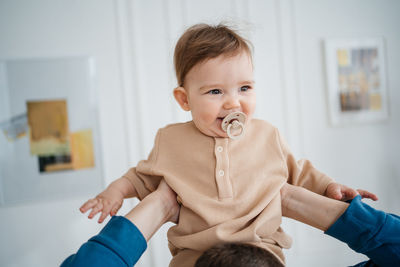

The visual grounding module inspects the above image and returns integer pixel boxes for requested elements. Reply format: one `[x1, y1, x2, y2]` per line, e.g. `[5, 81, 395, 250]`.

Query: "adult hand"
[125, 179, 180, 241]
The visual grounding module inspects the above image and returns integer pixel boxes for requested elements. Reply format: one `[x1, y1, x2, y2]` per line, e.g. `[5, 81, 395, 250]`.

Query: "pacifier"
[221, 111, 247, 140]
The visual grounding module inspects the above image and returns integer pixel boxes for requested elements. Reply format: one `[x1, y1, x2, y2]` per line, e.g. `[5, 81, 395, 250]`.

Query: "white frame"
[324, 37, 389, 126]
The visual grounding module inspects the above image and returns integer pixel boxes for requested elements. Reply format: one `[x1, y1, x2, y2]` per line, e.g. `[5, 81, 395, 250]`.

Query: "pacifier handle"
[221, 111, 247, 140]
[227, 120, 244, 140]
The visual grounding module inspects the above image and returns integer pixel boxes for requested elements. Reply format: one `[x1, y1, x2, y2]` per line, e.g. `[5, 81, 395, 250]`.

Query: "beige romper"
[122, 119, 333, 266]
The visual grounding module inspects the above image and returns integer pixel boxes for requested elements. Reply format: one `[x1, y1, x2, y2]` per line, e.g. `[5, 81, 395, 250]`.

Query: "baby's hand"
[80, 187, 124, 223]
[325, 182, 378, 202]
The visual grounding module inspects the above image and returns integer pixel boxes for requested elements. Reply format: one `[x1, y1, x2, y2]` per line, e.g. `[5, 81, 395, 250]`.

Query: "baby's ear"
[173, 87, 190, 111]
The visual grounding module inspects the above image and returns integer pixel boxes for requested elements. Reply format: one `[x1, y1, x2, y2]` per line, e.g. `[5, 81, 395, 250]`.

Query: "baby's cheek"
[199, 111, 217, 124]
[246, 98, 257, 115]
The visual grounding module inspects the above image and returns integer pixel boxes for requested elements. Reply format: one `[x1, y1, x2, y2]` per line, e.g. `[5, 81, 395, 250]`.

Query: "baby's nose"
[223, 95, 240, 110]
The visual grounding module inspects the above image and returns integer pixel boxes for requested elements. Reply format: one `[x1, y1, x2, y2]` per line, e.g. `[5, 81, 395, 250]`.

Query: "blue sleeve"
[60, 216, 147, 267]
[325, 195, 400, 267]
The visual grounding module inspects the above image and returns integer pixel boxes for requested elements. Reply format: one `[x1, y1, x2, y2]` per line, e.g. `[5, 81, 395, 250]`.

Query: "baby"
[80, 23, 377, 266]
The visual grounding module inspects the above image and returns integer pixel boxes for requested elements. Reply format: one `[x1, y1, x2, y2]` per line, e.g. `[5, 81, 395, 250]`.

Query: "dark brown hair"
[195, 242, 284, 267]
[174, 23, 253, 87]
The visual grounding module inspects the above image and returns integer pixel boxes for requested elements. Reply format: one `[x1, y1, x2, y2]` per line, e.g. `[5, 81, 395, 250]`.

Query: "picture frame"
[324, 37, 389, 126]
[0, 57, 103, 206]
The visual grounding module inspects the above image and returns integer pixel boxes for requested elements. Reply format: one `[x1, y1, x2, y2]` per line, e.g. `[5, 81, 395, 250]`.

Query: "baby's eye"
[208, 89, 222, 95]
[240, 85, 251, 92]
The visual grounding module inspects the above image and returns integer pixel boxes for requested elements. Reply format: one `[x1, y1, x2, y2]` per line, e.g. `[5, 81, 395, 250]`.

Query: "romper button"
[217, 146, 223, 152]
[219, 170, 224, 177]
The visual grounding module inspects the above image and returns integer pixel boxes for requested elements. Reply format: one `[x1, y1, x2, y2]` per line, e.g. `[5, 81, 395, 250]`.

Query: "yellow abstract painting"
[27, 100, 70, 156]
[71, 129, 95, 169]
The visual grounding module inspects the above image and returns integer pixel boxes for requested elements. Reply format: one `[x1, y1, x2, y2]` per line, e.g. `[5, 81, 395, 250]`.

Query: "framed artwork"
[324, 38, 389, 125]
[0, 57, 103, 205]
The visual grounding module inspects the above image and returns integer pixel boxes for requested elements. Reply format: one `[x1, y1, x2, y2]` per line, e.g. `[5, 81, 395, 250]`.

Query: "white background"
[0, 0, 399, 266]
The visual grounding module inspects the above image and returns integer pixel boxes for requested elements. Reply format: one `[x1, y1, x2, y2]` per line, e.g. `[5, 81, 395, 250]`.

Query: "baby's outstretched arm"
[80, 177, 138, 223]
[324, 182, 378, 202]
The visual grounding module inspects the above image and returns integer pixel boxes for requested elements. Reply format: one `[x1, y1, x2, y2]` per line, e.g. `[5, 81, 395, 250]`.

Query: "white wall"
[0, 1, 132, 266]
[283, 1, 400, 266]
[0, 0, 399, 266]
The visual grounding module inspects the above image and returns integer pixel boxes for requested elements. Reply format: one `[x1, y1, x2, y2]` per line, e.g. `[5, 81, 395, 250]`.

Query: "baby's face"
[184, 52, 256, 138]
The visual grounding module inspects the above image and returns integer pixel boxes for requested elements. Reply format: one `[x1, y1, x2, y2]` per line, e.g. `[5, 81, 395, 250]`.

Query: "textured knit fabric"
[123, 119, 334, 266]
[325, 195, 400, 267]
[60, 216, 147, 267]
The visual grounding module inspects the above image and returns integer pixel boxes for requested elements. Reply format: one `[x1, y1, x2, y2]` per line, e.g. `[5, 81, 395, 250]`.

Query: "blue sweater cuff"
[325, 195, 385, 253]
[90, 216, 147, 266]
[325, 195, 400, 266]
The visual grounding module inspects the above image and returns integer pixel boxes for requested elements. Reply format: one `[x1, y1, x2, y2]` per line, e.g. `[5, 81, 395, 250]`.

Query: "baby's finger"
[357, 189, 378, 201]
[329, 186, 343, 200]
[80, 199, 98, 213]
[110, 203, 122, 216]
[98, 203, 114, 223]
[88, 202, 104, 219]
[343, 187, 358, 201]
